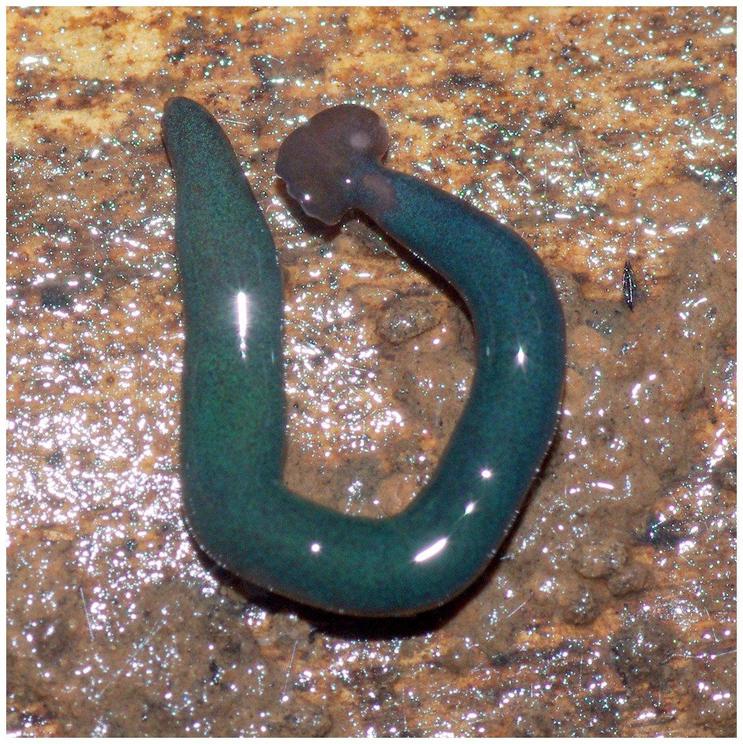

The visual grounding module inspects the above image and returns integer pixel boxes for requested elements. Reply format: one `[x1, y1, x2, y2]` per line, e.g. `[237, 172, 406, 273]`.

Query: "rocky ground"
[7, 6, 736, 736]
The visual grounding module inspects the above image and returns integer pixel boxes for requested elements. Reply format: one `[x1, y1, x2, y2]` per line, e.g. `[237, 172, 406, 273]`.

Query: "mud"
[7, 6, 735, 737]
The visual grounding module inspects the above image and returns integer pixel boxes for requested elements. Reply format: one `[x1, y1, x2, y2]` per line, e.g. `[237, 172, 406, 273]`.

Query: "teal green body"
[162, 98, 565, 617]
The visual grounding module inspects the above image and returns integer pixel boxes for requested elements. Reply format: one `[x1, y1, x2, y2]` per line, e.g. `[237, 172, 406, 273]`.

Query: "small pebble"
[562, 587, 600, 626]
[572, 538, 628, 578]
[607, 563, 648, 596]
[611, 619, 675, 684]
[376, 296, 440, 343]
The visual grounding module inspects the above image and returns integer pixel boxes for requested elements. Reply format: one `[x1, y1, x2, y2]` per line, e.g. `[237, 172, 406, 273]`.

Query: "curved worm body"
[162, 98, 565, 617]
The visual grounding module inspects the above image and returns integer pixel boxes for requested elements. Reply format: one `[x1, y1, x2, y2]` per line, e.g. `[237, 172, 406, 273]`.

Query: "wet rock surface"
[7, 6, 735, 737]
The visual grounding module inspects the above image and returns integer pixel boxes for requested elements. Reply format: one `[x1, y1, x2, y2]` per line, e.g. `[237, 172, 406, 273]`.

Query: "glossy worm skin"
[162, 98, 565, 617]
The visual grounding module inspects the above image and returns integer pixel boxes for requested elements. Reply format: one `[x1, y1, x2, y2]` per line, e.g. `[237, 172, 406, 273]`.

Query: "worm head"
[276, 104, 389, 225]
